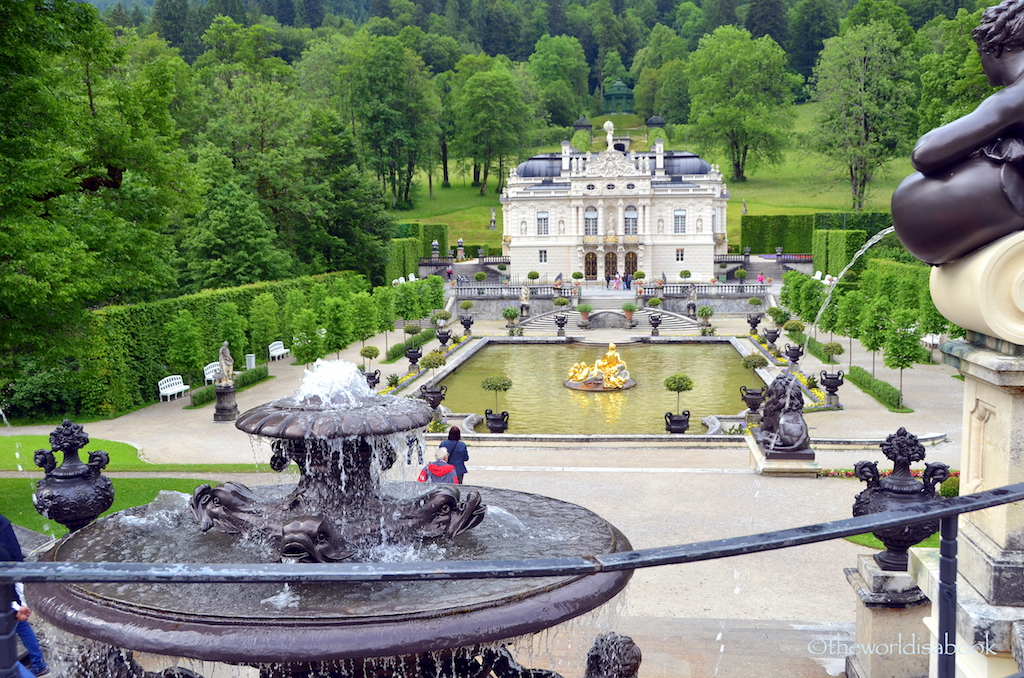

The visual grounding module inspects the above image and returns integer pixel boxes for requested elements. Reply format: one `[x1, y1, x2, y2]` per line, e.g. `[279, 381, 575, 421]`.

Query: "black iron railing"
[4, 483, 1024, 678]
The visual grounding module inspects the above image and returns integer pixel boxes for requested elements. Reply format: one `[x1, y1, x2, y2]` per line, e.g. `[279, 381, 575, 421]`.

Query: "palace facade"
[500, 132, 729, 284]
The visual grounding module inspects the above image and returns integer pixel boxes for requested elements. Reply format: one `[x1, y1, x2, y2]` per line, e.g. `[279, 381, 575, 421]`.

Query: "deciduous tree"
[811, 22, 917, 210]
[687, 26, 798, 181]
[455, 67, 529, 195]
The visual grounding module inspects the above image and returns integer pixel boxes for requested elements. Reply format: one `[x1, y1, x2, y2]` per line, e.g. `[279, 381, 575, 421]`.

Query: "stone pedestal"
[744, 434, 819, 477]
[845, 555, 930, 678]
[827, 394, 841, 407]
[214, 384, 239, 422]
[941, 333, 1024, 606]
[744, 411, 760, 427]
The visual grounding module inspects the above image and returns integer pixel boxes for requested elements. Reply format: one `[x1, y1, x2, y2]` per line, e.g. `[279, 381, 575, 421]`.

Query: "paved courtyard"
[3, 313, 968, 677]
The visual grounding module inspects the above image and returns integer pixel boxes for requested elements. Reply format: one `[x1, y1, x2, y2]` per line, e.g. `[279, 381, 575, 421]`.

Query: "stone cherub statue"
[893, 0, 1024, 264]
[604, 120, 615, 150]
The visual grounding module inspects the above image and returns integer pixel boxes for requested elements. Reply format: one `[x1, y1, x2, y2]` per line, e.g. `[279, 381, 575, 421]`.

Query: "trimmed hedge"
[812, 229, 867, 276]
[846, 365, 902, 410]
[860, 259, 929, 312]
[395, 223, 450, 258]
[814, 212, 892, 238]
[385, 327, 437, 362]
[385, 238, 421, 282]
[787, 331, 838, 364]
[740, 215, 814, 253]
[811, 230, 829, 275]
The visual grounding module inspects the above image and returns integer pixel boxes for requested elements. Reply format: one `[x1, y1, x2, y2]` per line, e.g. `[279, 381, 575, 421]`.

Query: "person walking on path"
[418, 447, 459, 484]
[757, 272, 765, 285]
[439, 426, 469, 484]
[1, 514, 50, 678]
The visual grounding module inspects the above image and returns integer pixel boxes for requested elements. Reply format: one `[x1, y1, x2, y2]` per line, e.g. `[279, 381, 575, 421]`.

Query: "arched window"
[585, 252, 598, 279]
[625, 252, 637, 274]
[584, 207, 598, 235]
[624, 206, 638, 235]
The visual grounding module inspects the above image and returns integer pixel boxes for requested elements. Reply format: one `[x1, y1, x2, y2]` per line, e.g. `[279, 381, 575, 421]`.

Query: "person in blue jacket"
[1, 515, 50, 678]
[439, 426, 469, 484]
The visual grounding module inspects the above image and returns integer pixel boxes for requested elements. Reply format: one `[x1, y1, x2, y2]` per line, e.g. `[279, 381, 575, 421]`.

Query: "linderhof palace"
[500, 120, 730, 283]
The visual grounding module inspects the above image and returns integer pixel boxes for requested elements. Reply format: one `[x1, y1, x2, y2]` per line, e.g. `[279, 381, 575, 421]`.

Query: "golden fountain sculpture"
[565, 343, 637, 391]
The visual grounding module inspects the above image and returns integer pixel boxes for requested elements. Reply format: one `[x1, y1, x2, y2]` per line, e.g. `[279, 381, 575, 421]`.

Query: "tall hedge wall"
[79, 273, 350, 415]
[385, 238, 422, 282]
[395, 223, 450, 257]
[859, 259, 929, 312]
[740, 215, 814, 253]
[828, 230, 867, 276]
[814, 212, 892, 238]
[811, 230, 829, 274]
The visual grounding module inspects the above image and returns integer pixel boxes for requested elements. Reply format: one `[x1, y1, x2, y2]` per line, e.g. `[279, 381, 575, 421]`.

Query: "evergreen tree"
[674, 2, 705, 50]
[104, 3, 130, 28]
[152, 0, 189, 47]
[548, 0, 567, 35]
[182, 180, 293, 293]
[129, 5, 145, 26]
[277, 0, 298, 25]
[299, 0, 326, 27]
[788, 0, 840, 81]
[703, 0, 736, 31]
[745, 0, 788, 47]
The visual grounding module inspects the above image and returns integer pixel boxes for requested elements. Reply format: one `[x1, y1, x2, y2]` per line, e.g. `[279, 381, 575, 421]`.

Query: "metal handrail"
[4, 483, 1024, 678]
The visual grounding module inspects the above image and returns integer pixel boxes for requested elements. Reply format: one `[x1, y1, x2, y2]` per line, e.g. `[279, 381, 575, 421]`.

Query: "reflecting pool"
[439, 343, 762, 434]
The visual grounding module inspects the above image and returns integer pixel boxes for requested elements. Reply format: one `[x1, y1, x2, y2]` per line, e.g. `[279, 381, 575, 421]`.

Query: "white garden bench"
[268, 341, 290, 361]
[158, 375, 190, 401]
[204, 362, 220, 385]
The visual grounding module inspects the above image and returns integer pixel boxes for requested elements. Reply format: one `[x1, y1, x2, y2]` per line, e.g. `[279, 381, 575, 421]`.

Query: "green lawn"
[0, 435, 275, 473]
[0, 477, 216, 537]
[393, 102, 913, 251]
[846, 532, 940, 550]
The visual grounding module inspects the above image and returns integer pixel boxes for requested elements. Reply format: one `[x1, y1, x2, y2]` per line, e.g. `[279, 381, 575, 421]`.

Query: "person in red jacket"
[418, 447, 460, 484]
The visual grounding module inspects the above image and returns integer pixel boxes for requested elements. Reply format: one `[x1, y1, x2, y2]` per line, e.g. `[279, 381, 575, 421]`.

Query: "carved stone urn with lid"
[853, 427, 950, 570]
[33, 419, 114, 532]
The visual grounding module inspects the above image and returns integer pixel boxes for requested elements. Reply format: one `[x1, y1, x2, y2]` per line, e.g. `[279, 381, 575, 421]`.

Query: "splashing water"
[769, 227, 896, 450]
[297, 359, 375, 408]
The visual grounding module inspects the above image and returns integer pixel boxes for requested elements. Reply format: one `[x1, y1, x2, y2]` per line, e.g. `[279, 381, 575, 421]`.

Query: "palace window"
[711, 208, 717, 232]
[584, 207, 598, 235]
[676, 248, 685, 261]
[537, 211, 549, 235]
[674, 210, 687, 234]
[624, 206, 638, 235]
[539, 250, 548, 263]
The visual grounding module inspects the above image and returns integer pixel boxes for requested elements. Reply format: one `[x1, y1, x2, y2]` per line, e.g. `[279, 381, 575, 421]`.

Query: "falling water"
[768, 227, 896, 451]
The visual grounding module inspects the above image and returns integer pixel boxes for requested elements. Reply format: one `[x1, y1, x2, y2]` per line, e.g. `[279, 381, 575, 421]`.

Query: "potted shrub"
[577, 303, 594, 322]
[502, 306, 520, 328]
[646, 297, 662, 308]
[735, 268, 748, 284]
[633, 271, 646, 281]
[679, 269, 691, 281]
[697, 305, 714, 326]
[783, 319, 805, 333]
[572, 271, 584, 281]
[431, 310, 452, 327]
[497, 263, 507, 270]
[359, 346, 380, 371]
[404, 324, 422, 336]
[663, 373, 694, 434]
[527, 271, 540, 286]
[459, 300, 474, 311]
[553, 296, 571, 307]
[481, 372, 512, 433]
[621, 302, 638, 321]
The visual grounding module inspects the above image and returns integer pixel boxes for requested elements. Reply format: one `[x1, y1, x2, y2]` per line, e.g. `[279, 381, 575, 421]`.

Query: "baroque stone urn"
[664, 410, 690, 434]
[819, 370, 844, 407]
[853, 427, 950, 571]
[649, 313, 662, 336]
[405, 346, 422, 371]
[747, 314, 762, 334]
[435, 328, 452, 347]
[33, 420, 114, 532]
[484, 409, 509, 433]
[418, 384, 448, 410]
[784, 343, 804, 367]
[459, 314, 474, 335]
[740, 385, 767, 412]
[363, 369, 381, 389]
[762, 328, 780, 350]
[554, 314, 568, 336]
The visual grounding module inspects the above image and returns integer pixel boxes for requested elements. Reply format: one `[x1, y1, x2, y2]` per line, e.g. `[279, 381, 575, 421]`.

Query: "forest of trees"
[0, 0, 996, 396]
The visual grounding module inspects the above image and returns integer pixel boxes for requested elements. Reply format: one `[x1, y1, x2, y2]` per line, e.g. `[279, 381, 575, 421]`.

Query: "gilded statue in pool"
[566, 343, 634, 390]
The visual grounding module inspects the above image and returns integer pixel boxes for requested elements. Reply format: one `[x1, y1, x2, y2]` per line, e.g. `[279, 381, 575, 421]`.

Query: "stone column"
[943, 332, 1024, 607]
[845, 556, 930, 678]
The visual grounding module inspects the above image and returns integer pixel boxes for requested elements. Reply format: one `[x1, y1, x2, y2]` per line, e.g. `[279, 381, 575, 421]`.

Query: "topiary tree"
[359, 346, 380, 371]
[350, 292, 377, 346]
[527, 271, 540, 283]
[822, 341, 845, 363]
[664, 373, 694, 413]
[323, 296, 353, 357]
[646, 297, 662, 307]
[783, 319, 805, 333]
[748, 297, 763, 306]
[420, 349, 447, 378]
[735, 268, 748, 281]
[679, 269, 692, 280]
[502, 306, 520, 323]
[836, 289, 865, 370]
[859, 296, 892, 378]
[883, 308, 922, 408]
[553, 296, 571, 306]
[481, 372, 512, 410]
[474, 271, 488, 282]
[572, 271, 584, 280]
[432, 310, 453, 326]
[633, 271, 646, 280]
[404, 324, 422, 336]
[373, 285, 396, 353]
